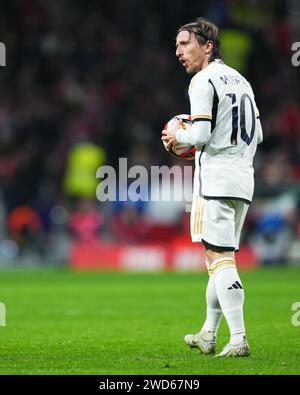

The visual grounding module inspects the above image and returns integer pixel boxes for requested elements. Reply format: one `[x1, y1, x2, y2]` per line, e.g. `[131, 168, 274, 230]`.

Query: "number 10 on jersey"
[226, 93, 256, 146]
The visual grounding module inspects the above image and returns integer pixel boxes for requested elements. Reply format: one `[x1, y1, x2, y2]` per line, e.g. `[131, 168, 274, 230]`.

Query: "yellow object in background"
[64, 142, 106, 198]
[220, 29, 253, 74]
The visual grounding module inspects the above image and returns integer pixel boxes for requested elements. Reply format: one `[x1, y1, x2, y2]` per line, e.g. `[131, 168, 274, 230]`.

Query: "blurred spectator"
[68, 199, 103, 242]
[111, 203, 150, 244]
[63, 138, 106, 199]
[221, 28, 253, 74]
[7, 205, 42, 253]
[249, 191, 298, 265]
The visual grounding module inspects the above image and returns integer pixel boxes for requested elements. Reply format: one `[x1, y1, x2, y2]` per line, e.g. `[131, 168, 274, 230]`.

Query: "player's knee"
[209, 256, 236, 275]
[205, 259, 213, 276]
[206, 249, 234, 262]
[204, 247, 235, 275]
[205, 249, 216, 264]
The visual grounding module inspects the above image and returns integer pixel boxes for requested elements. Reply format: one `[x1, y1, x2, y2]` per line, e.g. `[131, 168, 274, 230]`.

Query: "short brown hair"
[177, 17, 222, 62]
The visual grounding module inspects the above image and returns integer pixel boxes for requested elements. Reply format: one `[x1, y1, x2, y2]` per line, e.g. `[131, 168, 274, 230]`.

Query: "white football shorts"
[190, 195, 249, 251]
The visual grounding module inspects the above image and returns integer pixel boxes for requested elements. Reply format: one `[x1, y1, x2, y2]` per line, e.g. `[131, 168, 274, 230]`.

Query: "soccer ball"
[162, 114, 196, 160]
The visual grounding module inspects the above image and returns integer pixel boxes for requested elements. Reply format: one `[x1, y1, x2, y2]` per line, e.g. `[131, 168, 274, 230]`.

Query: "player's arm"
[161, 115, 212, 147]
[176, 76, 214, 146]
[176, 117, 212, 145]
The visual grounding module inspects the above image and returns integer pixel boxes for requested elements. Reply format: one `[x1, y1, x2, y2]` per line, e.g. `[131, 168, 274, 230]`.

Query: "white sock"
[200, 275, 223, 340]
[214, 265, 246, 345]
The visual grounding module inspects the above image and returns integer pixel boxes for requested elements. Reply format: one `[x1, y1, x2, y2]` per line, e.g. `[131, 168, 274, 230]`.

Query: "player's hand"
[161, 119, 181, 149]
[161, 129, 177, 150]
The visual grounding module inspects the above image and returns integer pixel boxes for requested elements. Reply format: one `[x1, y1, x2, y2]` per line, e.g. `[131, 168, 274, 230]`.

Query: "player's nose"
[176, 46, 182, 57]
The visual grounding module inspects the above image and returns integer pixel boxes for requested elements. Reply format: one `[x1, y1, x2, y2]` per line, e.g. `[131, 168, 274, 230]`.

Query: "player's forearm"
[176, 121, 211, 145]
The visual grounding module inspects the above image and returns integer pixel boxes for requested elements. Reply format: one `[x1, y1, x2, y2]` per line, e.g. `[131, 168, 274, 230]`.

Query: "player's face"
[176, 31, 207, 74]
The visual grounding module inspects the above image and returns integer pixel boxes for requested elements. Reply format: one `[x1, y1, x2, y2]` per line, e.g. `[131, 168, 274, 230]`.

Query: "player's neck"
[200, 56, 212, 71]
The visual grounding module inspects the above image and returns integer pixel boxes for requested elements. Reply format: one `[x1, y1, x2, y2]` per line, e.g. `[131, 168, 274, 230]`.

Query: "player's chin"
[185, 65, 194, 74]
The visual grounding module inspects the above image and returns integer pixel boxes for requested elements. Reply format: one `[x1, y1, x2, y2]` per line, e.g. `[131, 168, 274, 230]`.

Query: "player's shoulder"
[188, 65, 214, 93]
[207, 61, 243, 82]
[208, 61, 253, 91]
[189, 60, 250, 92]
[190, 60, 233, 87]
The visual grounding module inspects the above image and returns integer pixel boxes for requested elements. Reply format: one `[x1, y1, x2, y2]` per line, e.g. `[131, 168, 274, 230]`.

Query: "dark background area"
[0, 0, 299, 266]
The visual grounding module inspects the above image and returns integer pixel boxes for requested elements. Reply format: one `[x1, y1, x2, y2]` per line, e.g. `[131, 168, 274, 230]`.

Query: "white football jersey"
[189, 60, 263, 203]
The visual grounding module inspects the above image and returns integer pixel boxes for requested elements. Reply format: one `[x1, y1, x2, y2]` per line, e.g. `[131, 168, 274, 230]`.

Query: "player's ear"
[205, 40, 214, 54]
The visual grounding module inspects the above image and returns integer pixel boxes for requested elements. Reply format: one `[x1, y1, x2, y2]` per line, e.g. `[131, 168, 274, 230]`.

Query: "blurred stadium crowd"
[0, 0, 299, 266]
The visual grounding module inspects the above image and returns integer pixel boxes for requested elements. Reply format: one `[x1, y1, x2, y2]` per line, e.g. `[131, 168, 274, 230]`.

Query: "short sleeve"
[189, 74, 214, 124]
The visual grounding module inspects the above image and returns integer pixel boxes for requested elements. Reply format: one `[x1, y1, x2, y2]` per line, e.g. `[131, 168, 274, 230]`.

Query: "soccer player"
[161, 17, 263, 357]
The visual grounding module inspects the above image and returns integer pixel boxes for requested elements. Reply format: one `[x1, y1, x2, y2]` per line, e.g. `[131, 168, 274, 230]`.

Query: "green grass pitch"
[0, 267, 299, 375]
